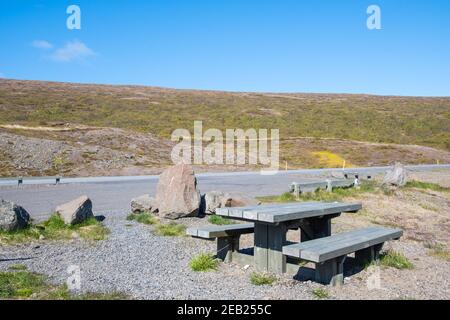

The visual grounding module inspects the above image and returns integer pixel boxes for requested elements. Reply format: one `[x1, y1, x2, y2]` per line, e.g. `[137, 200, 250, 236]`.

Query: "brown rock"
[222, 193, 261, 208]
[154, 164, 201, 219]
[55, 195, 94, 225]
[203, 191, 261, 214]
[131, 194, 158, 214]
[203, 191, 228, 215]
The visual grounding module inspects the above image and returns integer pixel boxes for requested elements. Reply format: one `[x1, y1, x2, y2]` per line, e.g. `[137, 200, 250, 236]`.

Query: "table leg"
[254, 223, 287, 274]
[300, 214, 339, 242]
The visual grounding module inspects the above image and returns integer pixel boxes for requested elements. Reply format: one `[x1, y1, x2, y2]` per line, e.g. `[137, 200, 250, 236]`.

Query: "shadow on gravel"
[95, 215, 106, 222]
[292, 256, 367, 282]
[0, 257, 34, 262]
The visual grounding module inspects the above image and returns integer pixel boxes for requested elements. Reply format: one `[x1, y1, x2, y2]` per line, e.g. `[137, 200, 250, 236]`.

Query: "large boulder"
[154, 164, 201, 219]
[0, 199, 31, 231]
[202, 191, 261, 215]
[131, 194, 158, 214]
[382, 162, 408, 187]
[55, 195, 94, 225]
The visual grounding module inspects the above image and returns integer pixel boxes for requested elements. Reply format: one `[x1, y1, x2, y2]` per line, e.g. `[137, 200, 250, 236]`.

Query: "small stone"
[71, 232, 80, 239]
[131, 194, 157, 214]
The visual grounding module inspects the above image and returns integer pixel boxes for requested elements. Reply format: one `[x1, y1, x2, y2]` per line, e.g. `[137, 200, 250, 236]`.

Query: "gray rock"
[202, 191, 260, 215]
[382, 162, 408, 187]
[131, 194, 158, 214]
[0, 199, 31, 231]
[203, 191, 228, 215]
[154, 164, 201, 219]
[55, 195, 94, 225]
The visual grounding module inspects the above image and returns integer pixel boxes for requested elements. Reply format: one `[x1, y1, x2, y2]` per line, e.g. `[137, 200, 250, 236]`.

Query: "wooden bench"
[290, 179, 354, 197]
[282, 227, 403, 286]
[186, 223, 254, 262]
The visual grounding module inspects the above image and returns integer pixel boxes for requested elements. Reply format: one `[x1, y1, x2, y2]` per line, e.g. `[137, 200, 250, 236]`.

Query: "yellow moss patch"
[311, 151, 353, 168]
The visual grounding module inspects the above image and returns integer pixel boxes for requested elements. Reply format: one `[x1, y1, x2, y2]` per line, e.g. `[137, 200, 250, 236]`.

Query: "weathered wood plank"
[291, 179, 354, 194]
[216, 201, 362, 223]
[186, 223, 254, 239]
[283, 227, 403, 263]
[254, 223, 269, 271]
[267, 224, 287, 274]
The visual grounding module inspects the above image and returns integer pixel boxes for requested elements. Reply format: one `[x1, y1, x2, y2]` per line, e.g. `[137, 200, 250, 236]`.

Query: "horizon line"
[1, 77, 450, 99]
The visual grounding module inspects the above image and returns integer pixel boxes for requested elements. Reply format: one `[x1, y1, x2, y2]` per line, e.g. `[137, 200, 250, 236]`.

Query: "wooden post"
[254, 223, 287, 274]
[355, 246, 374, 266]
[315, 256, 346, 286]
[254, 224, 269, 271]
[217, 235, 240, 263]
[267, 224, 287, 274]
[326, 179, 332, 192]
[293, 183, 300, 199]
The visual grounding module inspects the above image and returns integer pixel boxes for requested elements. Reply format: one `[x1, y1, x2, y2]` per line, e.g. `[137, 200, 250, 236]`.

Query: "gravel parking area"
[1, 207, 449, 300]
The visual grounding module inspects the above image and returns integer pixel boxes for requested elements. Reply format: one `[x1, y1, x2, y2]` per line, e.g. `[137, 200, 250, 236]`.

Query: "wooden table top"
[216, 201, 362, 223]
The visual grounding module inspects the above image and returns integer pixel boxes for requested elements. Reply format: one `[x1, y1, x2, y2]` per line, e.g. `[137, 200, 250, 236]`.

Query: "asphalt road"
[1, 164, 449, 220]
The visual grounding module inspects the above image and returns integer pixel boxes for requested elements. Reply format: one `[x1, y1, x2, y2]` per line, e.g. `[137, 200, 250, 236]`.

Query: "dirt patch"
[2, 125, 450, 177]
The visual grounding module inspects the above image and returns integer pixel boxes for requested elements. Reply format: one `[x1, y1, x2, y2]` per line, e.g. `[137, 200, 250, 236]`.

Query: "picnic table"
[215, 201, 362, 274]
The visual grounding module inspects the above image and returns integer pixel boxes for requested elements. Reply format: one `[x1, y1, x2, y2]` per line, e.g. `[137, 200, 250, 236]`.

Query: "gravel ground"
[0, 211, 312, 300]
[1, 208, 449, 300]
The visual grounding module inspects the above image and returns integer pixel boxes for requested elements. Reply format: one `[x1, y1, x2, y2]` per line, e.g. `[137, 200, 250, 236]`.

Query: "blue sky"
[0, 0, 449, 96]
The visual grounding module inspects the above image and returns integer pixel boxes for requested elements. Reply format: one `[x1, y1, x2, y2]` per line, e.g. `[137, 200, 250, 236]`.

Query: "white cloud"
[50, 40, 96, 62]
[32, 40, 53, 49]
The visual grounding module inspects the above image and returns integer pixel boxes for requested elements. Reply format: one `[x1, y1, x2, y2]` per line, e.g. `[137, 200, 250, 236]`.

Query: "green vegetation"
[249, 272, 277, 286]
[379, 250, 414, 270]
[127, 213, 186, 237]
[127, 212, 158, 225]
[312, 288, 330, 299]
[0, 213, 109, 244]
[0, 269, 46, 298]
[0, 267, 127, 300]
[189, 253, 219, 272]
[0, 80, 449, 152]
[405, 181, 450, 192]
[208, 215, 233, 225]
[153, 222, 186, 237]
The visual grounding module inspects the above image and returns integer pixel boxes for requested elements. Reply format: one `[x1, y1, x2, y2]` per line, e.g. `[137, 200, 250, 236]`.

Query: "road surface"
[1, 164, 449, 220]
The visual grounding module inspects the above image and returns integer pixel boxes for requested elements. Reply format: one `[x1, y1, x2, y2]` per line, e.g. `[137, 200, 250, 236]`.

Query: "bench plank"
[186, 223, 255, 239]
[283, 227, 403, 263]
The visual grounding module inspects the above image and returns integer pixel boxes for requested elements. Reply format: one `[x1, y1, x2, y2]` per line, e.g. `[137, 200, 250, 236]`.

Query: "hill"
[0, 79, 449, 177]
